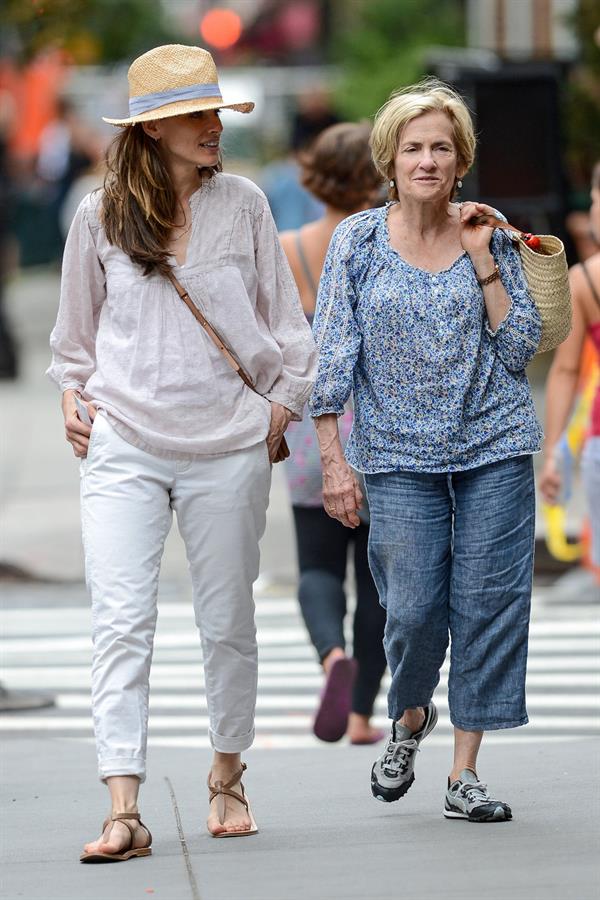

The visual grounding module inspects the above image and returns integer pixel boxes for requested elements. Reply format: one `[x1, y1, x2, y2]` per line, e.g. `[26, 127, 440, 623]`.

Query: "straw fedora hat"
[102, 44, 254, 126]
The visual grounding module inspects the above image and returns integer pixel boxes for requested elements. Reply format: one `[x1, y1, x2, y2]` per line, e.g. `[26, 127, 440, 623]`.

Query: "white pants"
[80, 413, 271, 782]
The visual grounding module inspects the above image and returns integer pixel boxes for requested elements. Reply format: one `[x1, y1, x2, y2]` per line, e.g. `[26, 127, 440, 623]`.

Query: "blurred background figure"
[290, 88, 339, 153]
[279, 122, 387, 745]
[36, 95, 105, 245]
[0, 86, 18, 380]
[0, 79, 54, 712]
[260, 88, 339, 231]
[539, 162, 600, 580]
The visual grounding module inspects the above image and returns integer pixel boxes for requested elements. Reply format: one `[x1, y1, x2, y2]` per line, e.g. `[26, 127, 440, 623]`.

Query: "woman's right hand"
[539, 454, 562, 505]
[322, 455, 363, 529]
[62, 389, 95, 458]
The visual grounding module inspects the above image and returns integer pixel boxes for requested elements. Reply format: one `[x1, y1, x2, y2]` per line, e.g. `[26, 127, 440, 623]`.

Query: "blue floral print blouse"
[309, 205, 543, 474]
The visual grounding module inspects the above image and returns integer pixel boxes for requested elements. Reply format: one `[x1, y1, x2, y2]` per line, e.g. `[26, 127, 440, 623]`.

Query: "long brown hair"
[101, 124, 221, 277]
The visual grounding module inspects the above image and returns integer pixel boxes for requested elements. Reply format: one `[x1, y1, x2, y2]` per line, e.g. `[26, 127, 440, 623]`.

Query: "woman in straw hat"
[310, 78, 542, 822]
[48, 44, 316, 858]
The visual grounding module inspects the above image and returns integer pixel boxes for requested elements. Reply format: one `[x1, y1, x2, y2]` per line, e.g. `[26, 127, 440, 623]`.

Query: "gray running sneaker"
[371, 703, 438, 802]
[444, 769, 512, 822]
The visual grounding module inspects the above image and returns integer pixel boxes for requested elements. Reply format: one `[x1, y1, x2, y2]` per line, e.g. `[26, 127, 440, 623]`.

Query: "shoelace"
[381, 739, 419, 776]
[455, 780, 495, 805]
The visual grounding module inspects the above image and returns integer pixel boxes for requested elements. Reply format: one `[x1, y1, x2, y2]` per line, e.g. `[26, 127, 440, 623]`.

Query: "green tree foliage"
[564, 0, 600, 191]
[332, 0, 465, 119]
[1, 0, 181, 64]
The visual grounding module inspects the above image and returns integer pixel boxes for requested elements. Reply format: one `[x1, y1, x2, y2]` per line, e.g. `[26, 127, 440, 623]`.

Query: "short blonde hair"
[370, 78, 476, 199]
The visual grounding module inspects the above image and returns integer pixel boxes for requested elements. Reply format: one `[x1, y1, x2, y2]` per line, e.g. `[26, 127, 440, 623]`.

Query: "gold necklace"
[173, 219, 192, 238]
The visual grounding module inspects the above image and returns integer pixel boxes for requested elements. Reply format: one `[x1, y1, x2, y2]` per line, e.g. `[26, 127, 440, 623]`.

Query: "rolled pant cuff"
[388, 700, 432, 721]
[210, 726, 255, 753]
[450, 715, 529, 731]
[317, 642, 346, 663]
[98, 756, 146, 784]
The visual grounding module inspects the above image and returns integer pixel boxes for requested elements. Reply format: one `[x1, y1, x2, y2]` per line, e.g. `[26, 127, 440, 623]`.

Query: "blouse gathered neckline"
[381, 202, 468, 276]
[169, 174, 217, 268]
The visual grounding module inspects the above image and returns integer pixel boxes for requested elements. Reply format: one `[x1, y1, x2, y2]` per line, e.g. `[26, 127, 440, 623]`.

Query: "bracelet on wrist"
[476, 263, 501, 287]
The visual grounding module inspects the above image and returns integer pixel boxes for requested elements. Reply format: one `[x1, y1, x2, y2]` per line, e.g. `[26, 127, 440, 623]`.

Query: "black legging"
[292, 505, 387, 717]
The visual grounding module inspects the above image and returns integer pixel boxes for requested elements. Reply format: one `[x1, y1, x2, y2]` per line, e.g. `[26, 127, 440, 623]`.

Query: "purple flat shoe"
[350, 729, 386, 746]
[313, 657, 358, 743]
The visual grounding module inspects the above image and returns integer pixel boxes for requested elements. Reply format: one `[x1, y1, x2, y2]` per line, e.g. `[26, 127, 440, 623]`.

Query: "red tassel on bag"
[521, 233, 542, 251]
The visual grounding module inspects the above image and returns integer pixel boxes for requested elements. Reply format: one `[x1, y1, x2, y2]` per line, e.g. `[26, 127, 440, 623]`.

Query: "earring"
[389, 179, 395, 188]
[457, 179, 463, 189]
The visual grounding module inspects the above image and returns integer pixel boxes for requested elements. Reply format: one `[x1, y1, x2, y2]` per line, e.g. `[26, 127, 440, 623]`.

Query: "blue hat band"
[129, 82, 223, 116]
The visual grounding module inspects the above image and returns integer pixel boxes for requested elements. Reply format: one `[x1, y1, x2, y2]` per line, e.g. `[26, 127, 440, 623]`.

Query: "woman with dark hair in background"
[48, 44, 316, 858]
[279, 122, 387, 745]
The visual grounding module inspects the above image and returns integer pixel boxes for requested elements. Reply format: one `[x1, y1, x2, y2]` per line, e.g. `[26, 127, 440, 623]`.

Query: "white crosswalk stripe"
[1, 592, 598, 748]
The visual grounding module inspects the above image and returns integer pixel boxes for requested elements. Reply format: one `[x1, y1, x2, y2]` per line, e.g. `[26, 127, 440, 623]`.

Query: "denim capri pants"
[365, 455, 536, 732]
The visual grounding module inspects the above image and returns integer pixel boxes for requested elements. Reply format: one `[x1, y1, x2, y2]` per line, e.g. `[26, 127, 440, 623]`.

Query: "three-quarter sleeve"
[484, 231, 542, 371]
[46, 195, 106, 392]
[308, 222, 362, 418]
[253, 198, 317, 418]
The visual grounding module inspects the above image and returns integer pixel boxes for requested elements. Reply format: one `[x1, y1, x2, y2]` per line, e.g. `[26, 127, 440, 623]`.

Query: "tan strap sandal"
[79, 812, 153, 863]
[207, 762, 258, 838]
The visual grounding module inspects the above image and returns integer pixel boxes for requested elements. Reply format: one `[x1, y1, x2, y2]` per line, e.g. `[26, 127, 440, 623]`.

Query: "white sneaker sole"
[443, 806, 468, 819]
[443, 803, 511, 822]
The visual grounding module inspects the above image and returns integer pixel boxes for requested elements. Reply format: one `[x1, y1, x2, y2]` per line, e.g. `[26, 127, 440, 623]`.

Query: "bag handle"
[470, 213, 542, 251]
[470, 212, 520, 233]
[167, 270, 290, 462]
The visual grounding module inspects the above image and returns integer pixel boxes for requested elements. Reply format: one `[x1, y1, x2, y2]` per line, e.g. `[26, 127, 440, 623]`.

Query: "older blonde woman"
[310, 79, 542, 822]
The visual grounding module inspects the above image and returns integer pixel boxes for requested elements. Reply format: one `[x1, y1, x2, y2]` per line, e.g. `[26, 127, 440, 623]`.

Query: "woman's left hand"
[459, 201, 497, 262]
[267, 401, 293, 462]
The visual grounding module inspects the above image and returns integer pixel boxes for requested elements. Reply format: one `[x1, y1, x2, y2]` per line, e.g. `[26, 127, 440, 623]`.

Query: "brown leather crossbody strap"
[167, 270, 256, 391]
[167, 269, 290, 463]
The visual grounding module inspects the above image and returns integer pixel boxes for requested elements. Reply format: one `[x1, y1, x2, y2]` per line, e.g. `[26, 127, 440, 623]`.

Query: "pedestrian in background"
[47, 44, 316, 859]
[260, 88, 338, 231]
[539, 162, 600, 571]
[279, 123, 387, 745]
[310, 78, 542, 822]
[36, 95, 104, 246]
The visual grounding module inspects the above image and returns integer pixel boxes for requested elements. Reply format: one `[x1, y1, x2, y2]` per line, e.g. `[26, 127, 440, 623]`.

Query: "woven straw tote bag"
[472, 214, 572, 354]
[511, 233, 572, 354]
